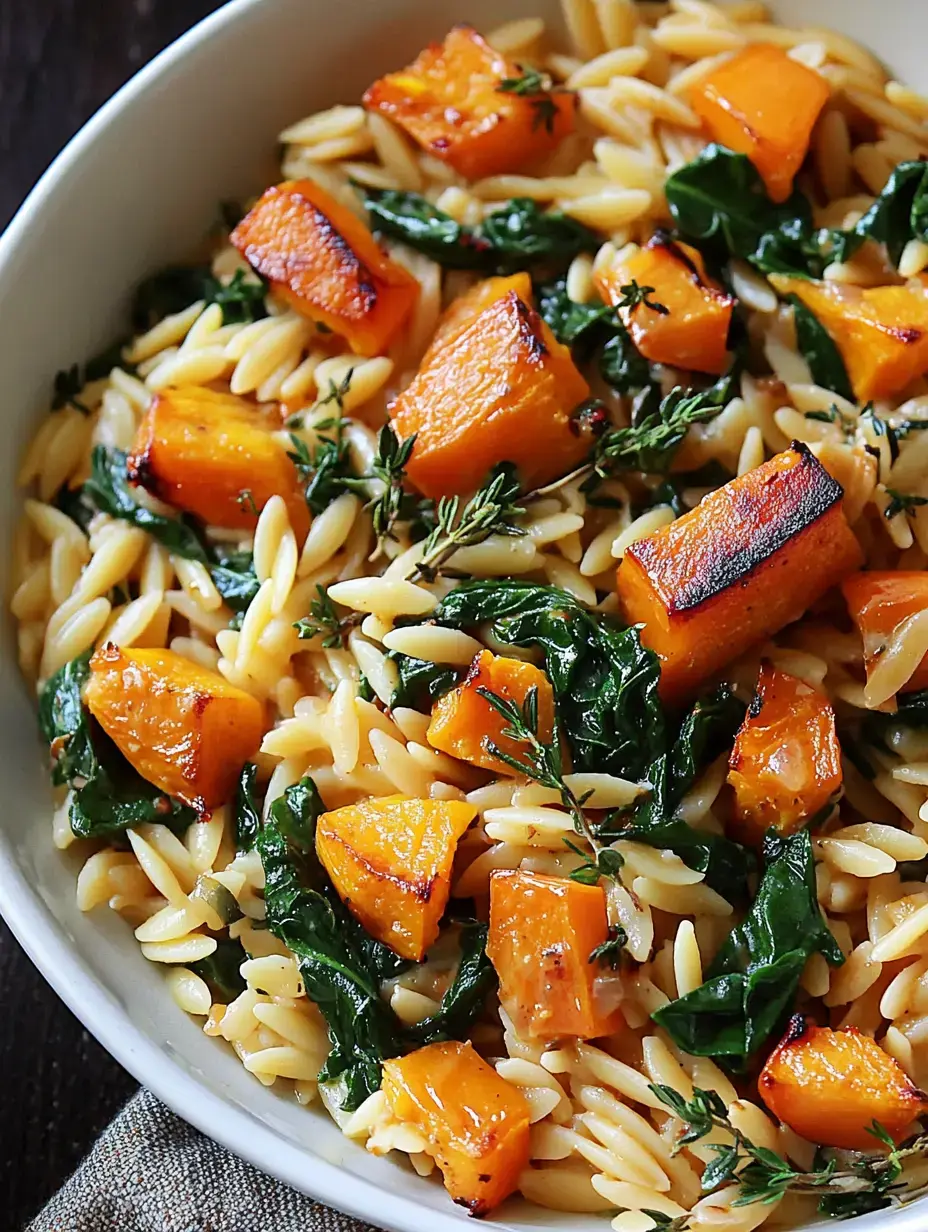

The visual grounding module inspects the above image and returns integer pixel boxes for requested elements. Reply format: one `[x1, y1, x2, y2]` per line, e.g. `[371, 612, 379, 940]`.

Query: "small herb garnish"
[615, 280, 669, 316]
[589, 925, 628, 969]
[288, 421, 355, 516]
[293, 584, 361, 648]
[408, 464, 525, 583]
[884, 488, 928, 520]
[591, 380, 733, 481]
[566, 840, 624, 886]
[649, 1082, 928, 1222]
[366, 424, 418, 548]
[476, 684, 606, 861]
[497, 65, 560, 133]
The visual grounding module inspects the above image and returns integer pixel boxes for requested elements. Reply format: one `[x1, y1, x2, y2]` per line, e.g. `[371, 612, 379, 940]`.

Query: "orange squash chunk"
[127, 386, 310, 541]
[85, 645, 265, 811]
[427, 650, 555, 774]
[759, 1016, 928, 1150]
[314, 794, 475, 960]
[594, 238, 733, 374]
[363, 25, 576, 181]
[617, 444, 862, 703]
[843, 571, 928, 695]
[382, 1040, 531, 1214]
[728, 665, 841, 844]
[391, 289, 591, 498]
[230, 179, 418, 356]
[425, 272, 533, 360]
[771, 275, 928, 402]
[488, 870, 624, 1041]
[690, 43, 829, 203]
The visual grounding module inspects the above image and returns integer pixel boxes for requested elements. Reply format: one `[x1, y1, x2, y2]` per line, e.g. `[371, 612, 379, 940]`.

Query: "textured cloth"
[28, 1088, 382, 1232]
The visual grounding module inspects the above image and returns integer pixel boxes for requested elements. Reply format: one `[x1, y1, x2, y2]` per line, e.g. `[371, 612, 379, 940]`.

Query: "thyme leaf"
[408, 464, 525, 582]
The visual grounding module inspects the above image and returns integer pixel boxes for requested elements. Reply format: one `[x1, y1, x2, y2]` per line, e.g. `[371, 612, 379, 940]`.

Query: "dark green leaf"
[388, 653, 462, 712]
[190, 938, 248, 1002]
[208, 546, 260, 613]
[432, 580, 665, 782]
[405, 921, 497, 1045]
[536, 277, 617, 345]
[131, 264, 267, 331]
[653, 830, 843, 1062]
[361, 190, 597, 272]
[605, 687, 752, 897]
[665, 145, 827, 278]
[535, 276, 652, 395]
[38, 652, 194, 839]
[833, 160, 928, 267]
[234, 763, 261, 853]
[787, 295, 853, 401]
[84, 446, 207, 561]
[38, 652, 96, 786]
[258, 778, 403, 1109]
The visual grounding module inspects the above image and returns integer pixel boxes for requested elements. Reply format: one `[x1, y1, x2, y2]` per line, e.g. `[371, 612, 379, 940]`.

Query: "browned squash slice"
[314, 794, 475, 960]
[85, 645, 265, 811]
[616, 444, 863, 702]
[382, 1040, 531, 1214]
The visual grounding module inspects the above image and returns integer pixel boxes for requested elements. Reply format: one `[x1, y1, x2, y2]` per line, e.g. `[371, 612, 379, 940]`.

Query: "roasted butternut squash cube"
[771, 275, 928, 402]
[314, 794, 475, 960]
[728, 665, 841, 844]
[391, 289, 591, 498]
[617, 444, 863, 702]
[843, 571, 928, 695]
[427, 650, 555, 774]
[230, 179, 418, 356]
[364, 25, 576, 181]
[425, 272, 533, 361]
[127, 386, 310, 540]
[382, 1040, 531, 1214]
[594, 238, 733, 374]
[488, 870, 625, 1041]
[85, 645, 265, 811]
[759, 1016, 928, 1150]
[690, 43, 829, 203]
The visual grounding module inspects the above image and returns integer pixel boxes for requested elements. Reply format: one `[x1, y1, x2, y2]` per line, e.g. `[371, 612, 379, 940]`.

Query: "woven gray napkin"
[28, 1088, 383, 1232]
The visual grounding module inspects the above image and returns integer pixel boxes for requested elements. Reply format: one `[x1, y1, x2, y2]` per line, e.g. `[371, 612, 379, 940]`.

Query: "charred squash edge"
[630, 442, 845, 614]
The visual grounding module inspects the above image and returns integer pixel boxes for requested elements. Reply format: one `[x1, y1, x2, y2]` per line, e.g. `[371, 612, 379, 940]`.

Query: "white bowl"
[0, 1, 924, 1228]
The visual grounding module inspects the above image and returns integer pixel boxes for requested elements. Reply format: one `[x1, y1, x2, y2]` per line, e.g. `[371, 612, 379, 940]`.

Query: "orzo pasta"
[19, 1, 928, 1225]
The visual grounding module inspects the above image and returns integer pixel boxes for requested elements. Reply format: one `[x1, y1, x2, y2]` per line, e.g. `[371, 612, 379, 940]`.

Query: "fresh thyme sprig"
[366, 424, 418, 549]
[524, 381, 732, 502]
[407, 464, 525, 583]
[648, 1084, 928, 1224]
[287, 418, 356, 515]
[497, 65, 560, 133]
[478, 682, 627, 873]
[615, 280, 669, 316]
[593, 385, 730, 479]
[292, 584, 362, 648]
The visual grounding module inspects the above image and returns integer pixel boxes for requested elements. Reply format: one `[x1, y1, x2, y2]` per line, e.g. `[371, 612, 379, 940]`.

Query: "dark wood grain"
[0, 5, 225, 1224]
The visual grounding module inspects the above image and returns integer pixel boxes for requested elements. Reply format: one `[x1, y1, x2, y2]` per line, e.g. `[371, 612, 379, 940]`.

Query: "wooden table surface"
[0, 4, 226, 1224]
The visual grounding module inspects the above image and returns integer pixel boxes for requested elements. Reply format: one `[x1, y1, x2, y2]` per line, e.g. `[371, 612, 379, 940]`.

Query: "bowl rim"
[0, 3, 468, 1228]
[1, 3, 925, 1231]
